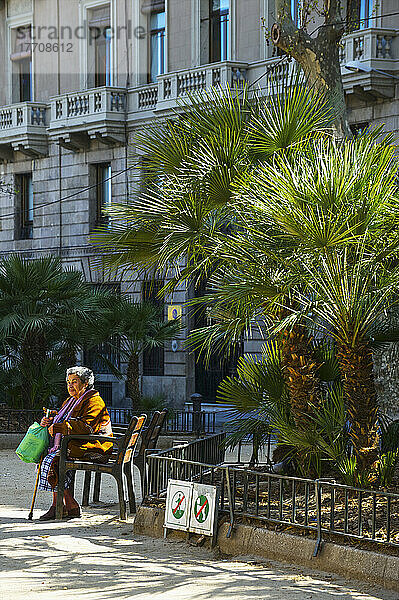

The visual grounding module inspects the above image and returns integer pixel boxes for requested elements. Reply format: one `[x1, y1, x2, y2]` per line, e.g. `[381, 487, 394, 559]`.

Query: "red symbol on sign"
[172, 494, 185, 515]
[196, 498, 208, 519]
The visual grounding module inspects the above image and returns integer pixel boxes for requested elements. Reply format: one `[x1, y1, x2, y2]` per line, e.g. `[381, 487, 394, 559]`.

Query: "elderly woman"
[38, 366, 113, 520]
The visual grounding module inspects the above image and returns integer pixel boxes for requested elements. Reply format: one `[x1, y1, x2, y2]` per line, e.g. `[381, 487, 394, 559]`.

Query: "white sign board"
[164, 480, 218, 537]
[189, 483, 218, 536]
[164, 480, 193, 532]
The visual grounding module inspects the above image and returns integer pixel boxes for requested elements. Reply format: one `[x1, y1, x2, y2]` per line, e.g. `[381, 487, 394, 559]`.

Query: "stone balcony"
[129, 60, 251, 120]
[0, 102, 48, 161]
[127, 31, 398, 122]
[48, 86, 127, 151]
[340, 28, 398, 98]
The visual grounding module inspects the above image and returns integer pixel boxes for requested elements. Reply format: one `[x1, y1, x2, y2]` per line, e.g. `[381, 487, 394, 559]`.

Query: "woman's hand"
[40, 416, 54, 427]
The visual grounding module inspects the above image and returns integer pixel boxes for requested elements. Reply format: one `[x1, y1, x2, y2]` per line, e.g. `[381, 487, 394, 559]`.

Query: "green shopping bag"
[15, 422, 49, 463]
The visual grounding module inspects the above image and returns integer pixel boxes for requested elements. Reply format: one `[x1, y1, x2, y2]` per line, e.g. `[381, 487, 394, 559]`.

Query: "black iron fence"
[0, 408, 42, 433]
[0, 406, 218, 435]
[145, 453, 399, 553]
[109, 407, 217, 434]
[224, 433, 277, 466]
[146, 433, 226, 502]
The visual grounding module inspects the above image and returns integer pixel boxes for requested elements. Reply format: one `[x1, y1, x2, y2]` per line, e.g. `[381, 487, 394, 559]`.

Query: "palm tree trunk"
[127, 352, 141, 409]
[337, 339, 379, 471]
[281, 324, 320, 429]
[20, 333, 47, 409]
[248, 433, 260, 469]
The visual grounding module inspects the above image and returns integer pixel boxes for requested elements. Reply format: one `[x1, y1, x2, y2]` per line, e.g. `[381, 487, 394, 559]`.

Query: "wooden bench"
[82, 409, 168, 507]
[133, 409, 168, 491]
[56, 414, 146, 520]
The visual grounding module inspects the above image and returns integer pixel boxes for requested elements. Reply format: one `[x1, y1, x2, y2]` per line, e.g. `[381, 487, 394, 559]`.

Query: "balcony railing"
[0, 102, 47, 131]
[48, 86, 127, 150]
[0, 102, 48, 159]
[128, 30, 398, 119]
[340, 27, 397, 64]
[129, 61, 249, 116]
[340, 28, 398, 97]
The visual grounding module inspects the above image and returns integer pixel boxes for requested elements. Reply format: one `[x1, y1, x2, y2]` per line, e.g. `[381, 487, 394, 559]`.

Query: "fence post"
[225, 466, 235, 538]
[313, 479, 323, 557]
[191, 393, 202, 438]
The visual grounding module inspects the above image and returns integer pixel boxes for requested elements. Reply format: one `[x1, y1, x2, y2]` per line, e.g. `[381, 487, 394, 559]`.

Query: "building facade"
[0, 0, 398, 407]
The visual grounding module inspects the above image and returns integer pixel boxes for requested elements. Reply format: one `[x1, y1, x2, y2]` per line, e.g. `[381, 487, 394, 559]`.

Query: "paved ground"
[0, 449, 398, 600]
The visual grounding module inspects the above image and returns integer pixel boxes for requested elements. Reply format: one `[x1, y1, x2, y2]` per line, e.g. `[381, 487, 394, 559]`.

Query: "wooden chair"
[83, 409, 168, 507]
[56, 414, 146, 520]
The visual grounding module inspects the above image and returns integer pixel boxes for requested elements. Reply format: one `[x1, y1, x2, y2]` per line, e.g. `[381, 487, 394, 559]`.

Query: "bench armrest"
[59, 434, 116, 462]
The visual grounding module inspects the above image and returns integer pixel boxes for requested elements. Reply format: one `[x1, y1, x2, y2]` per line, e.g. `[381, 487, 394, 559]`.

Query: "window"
[95, 381, 113, 406]
[94, 27, 112, 87]
[210, 0, 229, 63]
[142, 280, 165, 377]
[16, 173, 33, 240]
[84, 339, 120, 374]
[83, 283, 121, 376]
[350, 122, 369, 137]
[149, 7, 166, 82]
[291, 0, 300, 26]
[359, 0, 373, 28]
[95, 163, 111, 227]
[347, 0, 374, 30]
[194, 277, 242, 401]
[11, 26, 32, 102]
[88, 5, 112, 87]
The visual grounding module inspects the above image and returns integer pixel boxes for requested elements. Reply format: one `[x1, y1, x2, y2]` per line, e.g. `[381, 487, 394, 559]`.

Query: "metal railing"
[224, 433, 277, 466]
[146, 433, 226, 499]
[145, 453, 399, 553]
[108, 407, 217, 434]
[0, 408, 42, 433]
[0, 406, 217, 435]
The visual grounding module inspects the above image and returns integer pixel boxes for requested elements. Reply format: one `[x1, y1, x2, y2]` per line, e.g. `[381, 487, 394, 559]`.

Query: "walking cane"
[28, 408, 50, 520]
[28, 454, 43, 520]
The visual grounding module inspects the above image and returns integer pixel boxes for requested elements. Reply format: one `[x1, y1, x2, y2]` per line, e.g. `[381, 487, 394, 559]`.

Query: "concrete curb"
[134, 505, 399, 592]
[0, 434, 24, 450]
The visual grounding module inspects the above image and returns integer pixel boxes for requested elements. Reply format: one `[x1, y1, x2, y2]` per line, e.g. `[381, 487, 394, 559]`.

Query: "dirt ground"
[0, 449, 398, 600]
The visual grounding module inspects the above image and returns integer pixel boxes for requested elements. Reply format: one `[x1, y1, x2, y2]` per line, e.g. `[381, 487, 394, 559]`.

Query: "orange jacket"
[52, 390, 113, 458]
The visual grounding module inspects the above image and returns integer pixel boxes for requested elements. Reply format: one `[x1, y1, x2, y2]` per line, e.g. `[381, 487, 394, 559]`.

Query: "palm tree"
[294, 245, 399, 471]
[92, 74, 399, 477]
[218, 341, 349, 477]
[87, 298, 181, 407]
[214, 135, 399, 471]
[91, 78, 331, 278]
[0, 255, 115, 408]
[91, 78, 333, 426]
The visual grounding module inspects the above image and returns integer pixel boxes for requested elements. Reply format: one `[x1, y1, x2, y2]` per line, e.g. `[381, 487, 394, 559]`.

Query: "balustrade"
[340, 27, 396, 64]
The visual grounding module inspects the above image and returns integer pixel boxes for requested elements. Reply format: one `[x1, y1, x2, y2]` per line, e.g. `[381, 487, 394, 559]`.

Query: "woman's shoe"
[66, 507, 81, 518]
[38, 506, 68, 520]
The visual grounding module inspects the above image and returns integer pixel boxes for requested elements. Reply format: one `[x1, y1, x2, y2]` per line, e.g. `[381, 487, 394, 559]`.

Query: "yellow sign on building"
[168, 305, 182, 321]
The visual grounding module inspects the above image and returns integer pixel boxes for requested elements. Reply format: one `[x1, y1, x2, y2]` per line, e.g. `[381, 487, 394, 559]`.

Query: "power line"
[309, 9, 399, 36]
[0, 161, 141, 222]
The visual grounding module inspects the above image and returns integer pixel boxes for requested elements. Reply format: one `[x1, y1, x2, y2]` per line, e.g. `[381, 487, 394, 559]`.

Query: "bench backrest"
[116, 414, 146, 465]
[137, 409, 168, 457]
